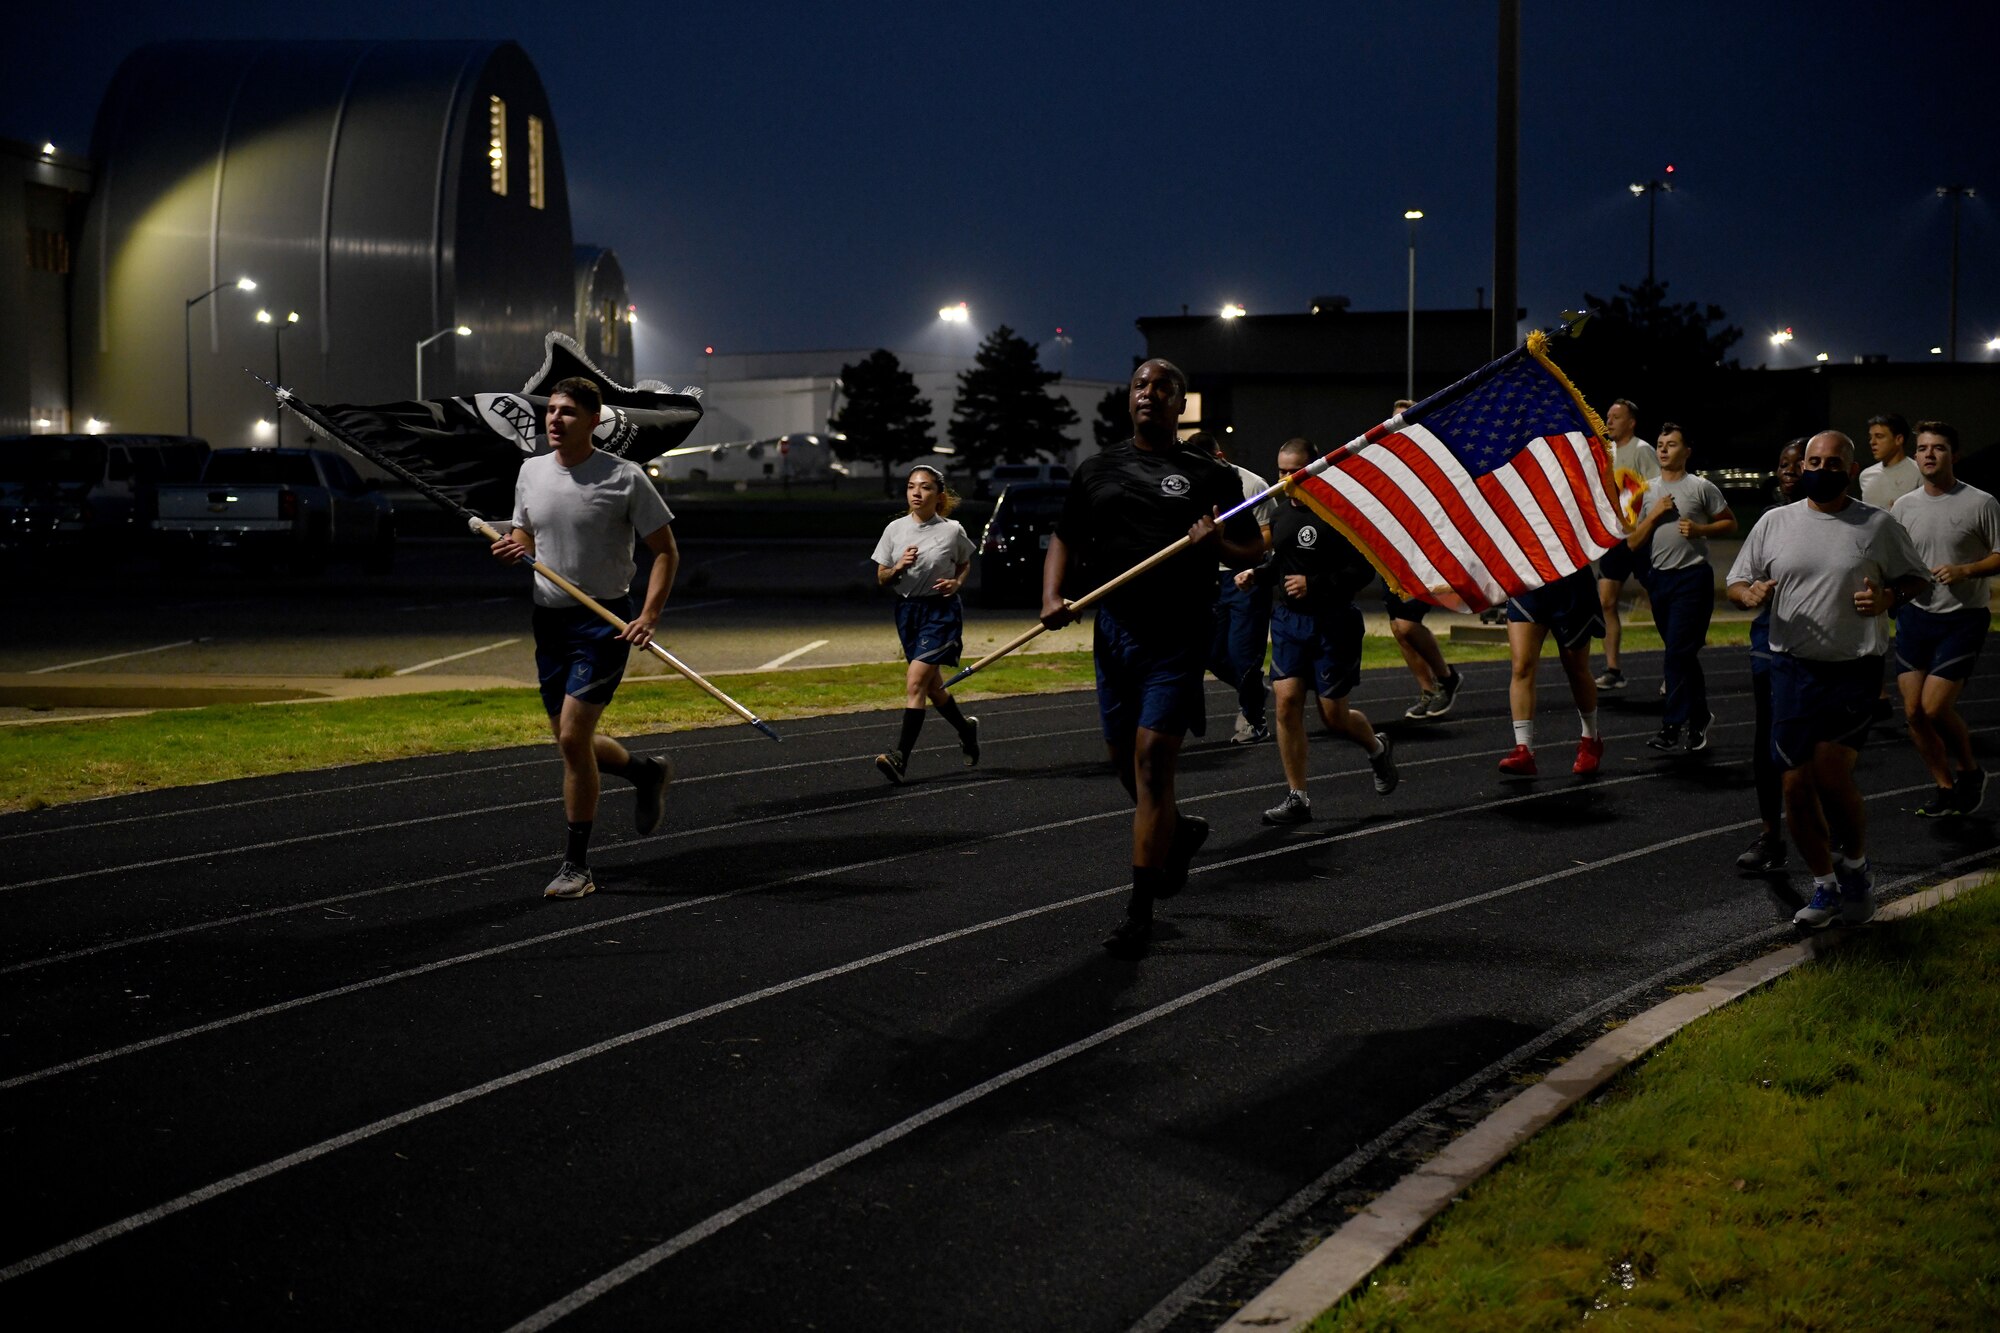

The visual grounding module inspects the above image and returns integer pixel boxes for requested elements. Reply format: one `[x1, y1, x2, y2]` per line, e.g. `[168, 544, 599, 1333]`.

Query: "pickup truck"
[1, 434, 208, 556]
[153, 448, 396, 572]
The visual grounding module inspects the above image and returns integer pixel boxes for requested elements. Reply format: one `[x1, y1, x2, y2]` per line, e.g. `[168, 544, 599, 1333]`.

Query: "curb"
[1214, 869, 1991, 1333]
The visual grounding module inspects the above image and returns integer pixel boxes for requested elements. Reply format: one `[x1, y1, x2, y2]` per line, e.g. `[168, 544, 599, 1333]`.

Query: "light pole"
[1937, 185, 1976, 361]
[184, 276, 257, 436]
[257, 310, 300, 445]
[1628, 168, 1675, 284]
[416, 325, 472, 400]
[1404, 209, 1423, 401]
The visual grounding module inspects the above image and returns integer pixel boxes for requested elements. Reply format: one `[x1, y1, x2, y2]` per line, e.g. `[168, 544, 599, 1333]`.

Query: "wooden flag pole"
[255, 372, 780, 741]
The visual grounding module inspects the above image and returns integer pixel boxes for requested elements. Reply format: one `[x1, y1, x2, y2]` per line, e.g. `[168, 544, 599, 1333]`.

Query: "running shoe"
[1369, 733, 1399, 795]
[1425, 666, 1465, 718]
[1595, 667, 1627, 691]
[1685, 713, 1713, 753]
[1102, 914, 1152, 959]
[1405, 689, 1439, 720]
[1231, 712, 1269, 744]
[1915, 786, 1957, 818]
[959, 717, 981, 767]
[1955, 769, 1987, 815]
[1735, 830, 1787, 872]
[1498, 744, 1538, 777]
[1156, 814, 1209, 899]
[1793, 882, 1842, 930]
[543, 861, 596, 900]
[1835, 858, 1876, 926]
[1262, 791, 1312, 825]
[632, 755, 673, 835]
[1646, 724, 1683, 752]
[1574, 735, 1605, 775]
[874, 751, 907, 785]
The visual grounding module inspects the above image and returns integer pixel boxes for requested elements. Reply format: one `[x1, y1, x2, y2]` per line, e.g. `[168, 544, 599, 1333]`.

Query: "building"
[0, 138, 92, 435]
[1, 40, 632, 446]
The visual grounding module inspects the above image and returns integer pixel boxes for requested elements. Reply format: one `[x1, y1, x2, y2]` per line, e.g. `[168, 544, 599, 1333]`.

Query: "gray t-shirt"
[1727, 499, 1928, 660]
[1892, 481, 2000, 614]
[1859, 455, 1921, 509]
[872, 512, 975, 597]
[1646, 472, 1730, 572]
[1219, 463, 1277, 571]
[1609, 437, 1661, 482]
[510, 449, 675, 608]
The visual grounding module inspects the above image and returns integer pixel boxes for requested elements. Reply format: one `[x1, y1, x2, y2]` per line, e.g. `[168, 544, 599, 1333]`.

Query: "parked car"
[0, 434, 208, 555]
[153, 447, 396, 572]
[976, 481, 1068, 605]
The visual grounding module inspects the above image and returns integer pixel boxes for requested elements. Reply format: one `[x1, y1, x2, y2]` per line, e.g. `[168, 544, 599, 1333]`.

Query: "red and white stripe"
[1296, 425, 1623, 612]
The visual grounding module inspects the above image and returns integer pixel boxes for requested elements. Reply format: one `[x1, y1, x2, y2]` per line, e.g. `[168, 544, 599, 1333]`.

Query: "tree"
[1093, 384, 1128, 449]
[1559, 278, 1757, 454]
[947, 325, 1081, 483]
[831, 349, 935, 496]
[1576, 277, 1743, 378]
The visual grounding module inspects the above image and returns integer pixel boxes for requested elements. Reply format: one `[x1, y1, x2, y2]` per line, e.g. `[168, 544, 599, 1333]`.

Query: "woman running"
[870, 465, 981, 782]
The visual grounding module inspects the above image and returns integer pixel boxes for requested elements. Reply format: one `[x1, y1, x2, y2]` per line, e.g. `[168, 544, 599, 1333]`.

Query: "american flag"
[1289, 333, 1627, 612]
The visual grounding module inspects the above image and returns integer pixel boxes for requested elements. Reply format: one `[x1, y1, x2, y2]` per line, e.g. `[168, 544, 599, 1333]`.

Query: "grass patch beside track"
[0, 622, 1738, 812]
[1310, 875, 2000, 1332]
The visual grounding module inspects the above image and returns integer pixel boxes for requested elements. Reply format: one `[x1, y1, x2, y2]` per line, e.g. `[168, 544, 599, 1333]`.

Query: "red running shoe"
[1574, 735, 1605, 775]
[1498, 744, 1538, 776]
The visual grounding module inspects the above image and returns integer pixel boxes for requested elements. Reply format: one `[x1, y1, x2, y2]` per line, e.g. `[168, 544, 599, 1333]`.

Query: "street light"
[184, 276, 257, 436]
[1628, 166, 1675, 283]
[938, 301, 970, 324]
[1987, 336, 2000, 354]
[1937, 185, 1977, 361]
[1220, 302, 1247, 319]
[257, 310, 301, 445]
[416, 325, 473, 400]
[1404, 209, 1424, 400]
[1769, 327, 1794, 348]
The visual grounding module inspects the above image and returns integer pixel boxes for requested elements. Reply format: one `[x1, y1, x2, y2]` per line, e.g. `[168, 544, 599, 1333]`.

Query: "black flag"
[311, 332, 702, 511]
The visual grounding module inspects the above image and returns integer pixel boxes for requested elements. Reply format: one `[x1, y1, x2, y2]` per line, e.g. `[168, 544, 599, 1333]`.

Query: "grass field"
[0, 622, 1743, 813]
[1310, 877, 2000, 1332]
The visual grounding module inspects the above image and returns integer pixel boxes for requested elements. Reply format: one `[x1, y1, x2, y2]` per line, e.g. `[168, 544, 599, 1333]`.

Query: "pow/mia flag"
[310, 332, 703, 510]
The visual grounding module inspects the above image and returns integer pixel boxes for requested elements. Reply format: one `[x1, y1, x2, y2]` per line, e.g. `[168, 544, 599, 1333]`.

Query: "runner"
[1246, 437, 1399, 826]
[1497, 567, 1605, 778]
[870, 464, 981, 783]
[1041, 359, 1262, 959]
[489, 377, 677, 900]
[1726, 430, 1929, 929]
[1621, 422, 1735, 754]
[1737, 438, 1805, 872]
[1890, 420, 2000, 816]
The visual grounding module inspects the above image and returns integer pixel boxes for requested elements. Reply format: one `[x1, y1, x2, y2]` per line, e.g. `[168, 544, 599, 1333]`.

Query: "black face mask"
[1796, 468, 1849, 503]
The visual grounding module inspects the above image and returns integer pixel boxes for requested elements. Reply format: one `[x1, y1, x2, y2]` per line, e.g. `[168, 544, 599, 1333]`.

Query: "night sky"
[8, 1, 1993, 387]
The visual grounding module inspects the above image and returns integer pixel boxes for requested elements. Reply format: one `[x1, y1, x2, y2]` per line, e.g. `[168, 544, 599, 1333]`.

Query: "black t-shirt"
[1056, 439, 1258, 627]
[1255, 499, 1375, 615]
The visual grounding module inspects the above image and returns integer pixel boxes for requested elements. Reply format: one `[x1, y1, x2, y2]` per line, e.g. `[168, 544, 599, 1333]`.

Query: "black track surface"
[2, 647, 1992, 1331]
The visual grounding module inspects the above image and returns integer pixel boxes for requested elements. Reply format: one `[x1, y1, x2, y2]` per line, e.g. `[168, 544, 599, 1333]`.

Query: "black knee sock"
[565, 820, 593, 867]
[897, 707, 925, 758]
[933, 695, 970, 735]
[1130, 865, 1166, 921]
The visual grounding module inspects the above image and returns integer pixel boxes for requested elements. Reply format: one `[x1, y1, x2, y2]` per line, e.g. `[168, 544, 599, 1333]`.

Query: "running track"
[1, 647, 1992, 1330]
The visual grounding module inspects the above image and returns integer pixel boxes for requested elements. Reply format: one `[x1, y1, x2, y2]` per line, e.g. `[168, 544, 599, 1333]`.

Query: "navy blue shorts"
[1383, 590, 1431, 622]
[1269, 602, 1363, 699]
[1768, 652, 1882, 768]
[1894, 606, 1989, 682]
[1093, 607, 1210, 744]
[1506, 569, 1604, 649]
[1596, 540, 1642, 584]
[533, 596, 633, 717]
[1750, 612, 1773, 678]
[896, 595, 964, 667]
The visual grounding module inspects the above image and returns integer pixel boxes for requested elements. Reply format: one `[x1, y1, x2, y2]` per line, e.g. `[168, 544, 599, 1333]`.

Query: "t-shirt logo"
[1297, 526, 1319, 548]
[1161, 473, 1191, 497]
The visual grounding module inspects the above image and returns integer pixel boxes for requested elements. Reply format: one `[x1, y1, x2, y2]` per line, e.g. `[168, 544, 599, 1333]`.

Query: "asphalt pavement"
[1, 647, 1993, 1330]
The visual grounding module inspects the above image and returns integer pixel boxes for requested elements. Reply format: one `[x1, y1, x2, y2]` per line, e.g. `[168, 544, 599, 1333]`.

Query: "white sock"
[1579, 710, 1600, 740]
[1513, 719, 1535, 749]
[1366, 732, 1385, 756]
[1291, 788, 1310, 803]
[1813, 872, 1838, 891]
[1839, 853, 1866, 870]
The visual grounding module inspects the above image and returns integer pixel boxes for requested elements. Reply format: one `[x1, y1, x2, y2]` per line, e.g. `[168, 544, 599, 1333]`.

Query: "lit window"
[488, 96, 507, 196]
[527, 115, 545, 210]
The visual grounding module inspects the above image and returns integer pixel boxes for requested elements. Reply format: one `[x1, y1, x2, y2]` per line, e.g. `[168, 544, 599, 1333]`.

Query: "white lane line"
[755, 639, 829, 671]
[515, 804, 1972, 1331]
[0, 770, 1676, 1283]
[391, 638, 522, 676]
[0, 715, 1695, 968]
[27, 640, 200, 674]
